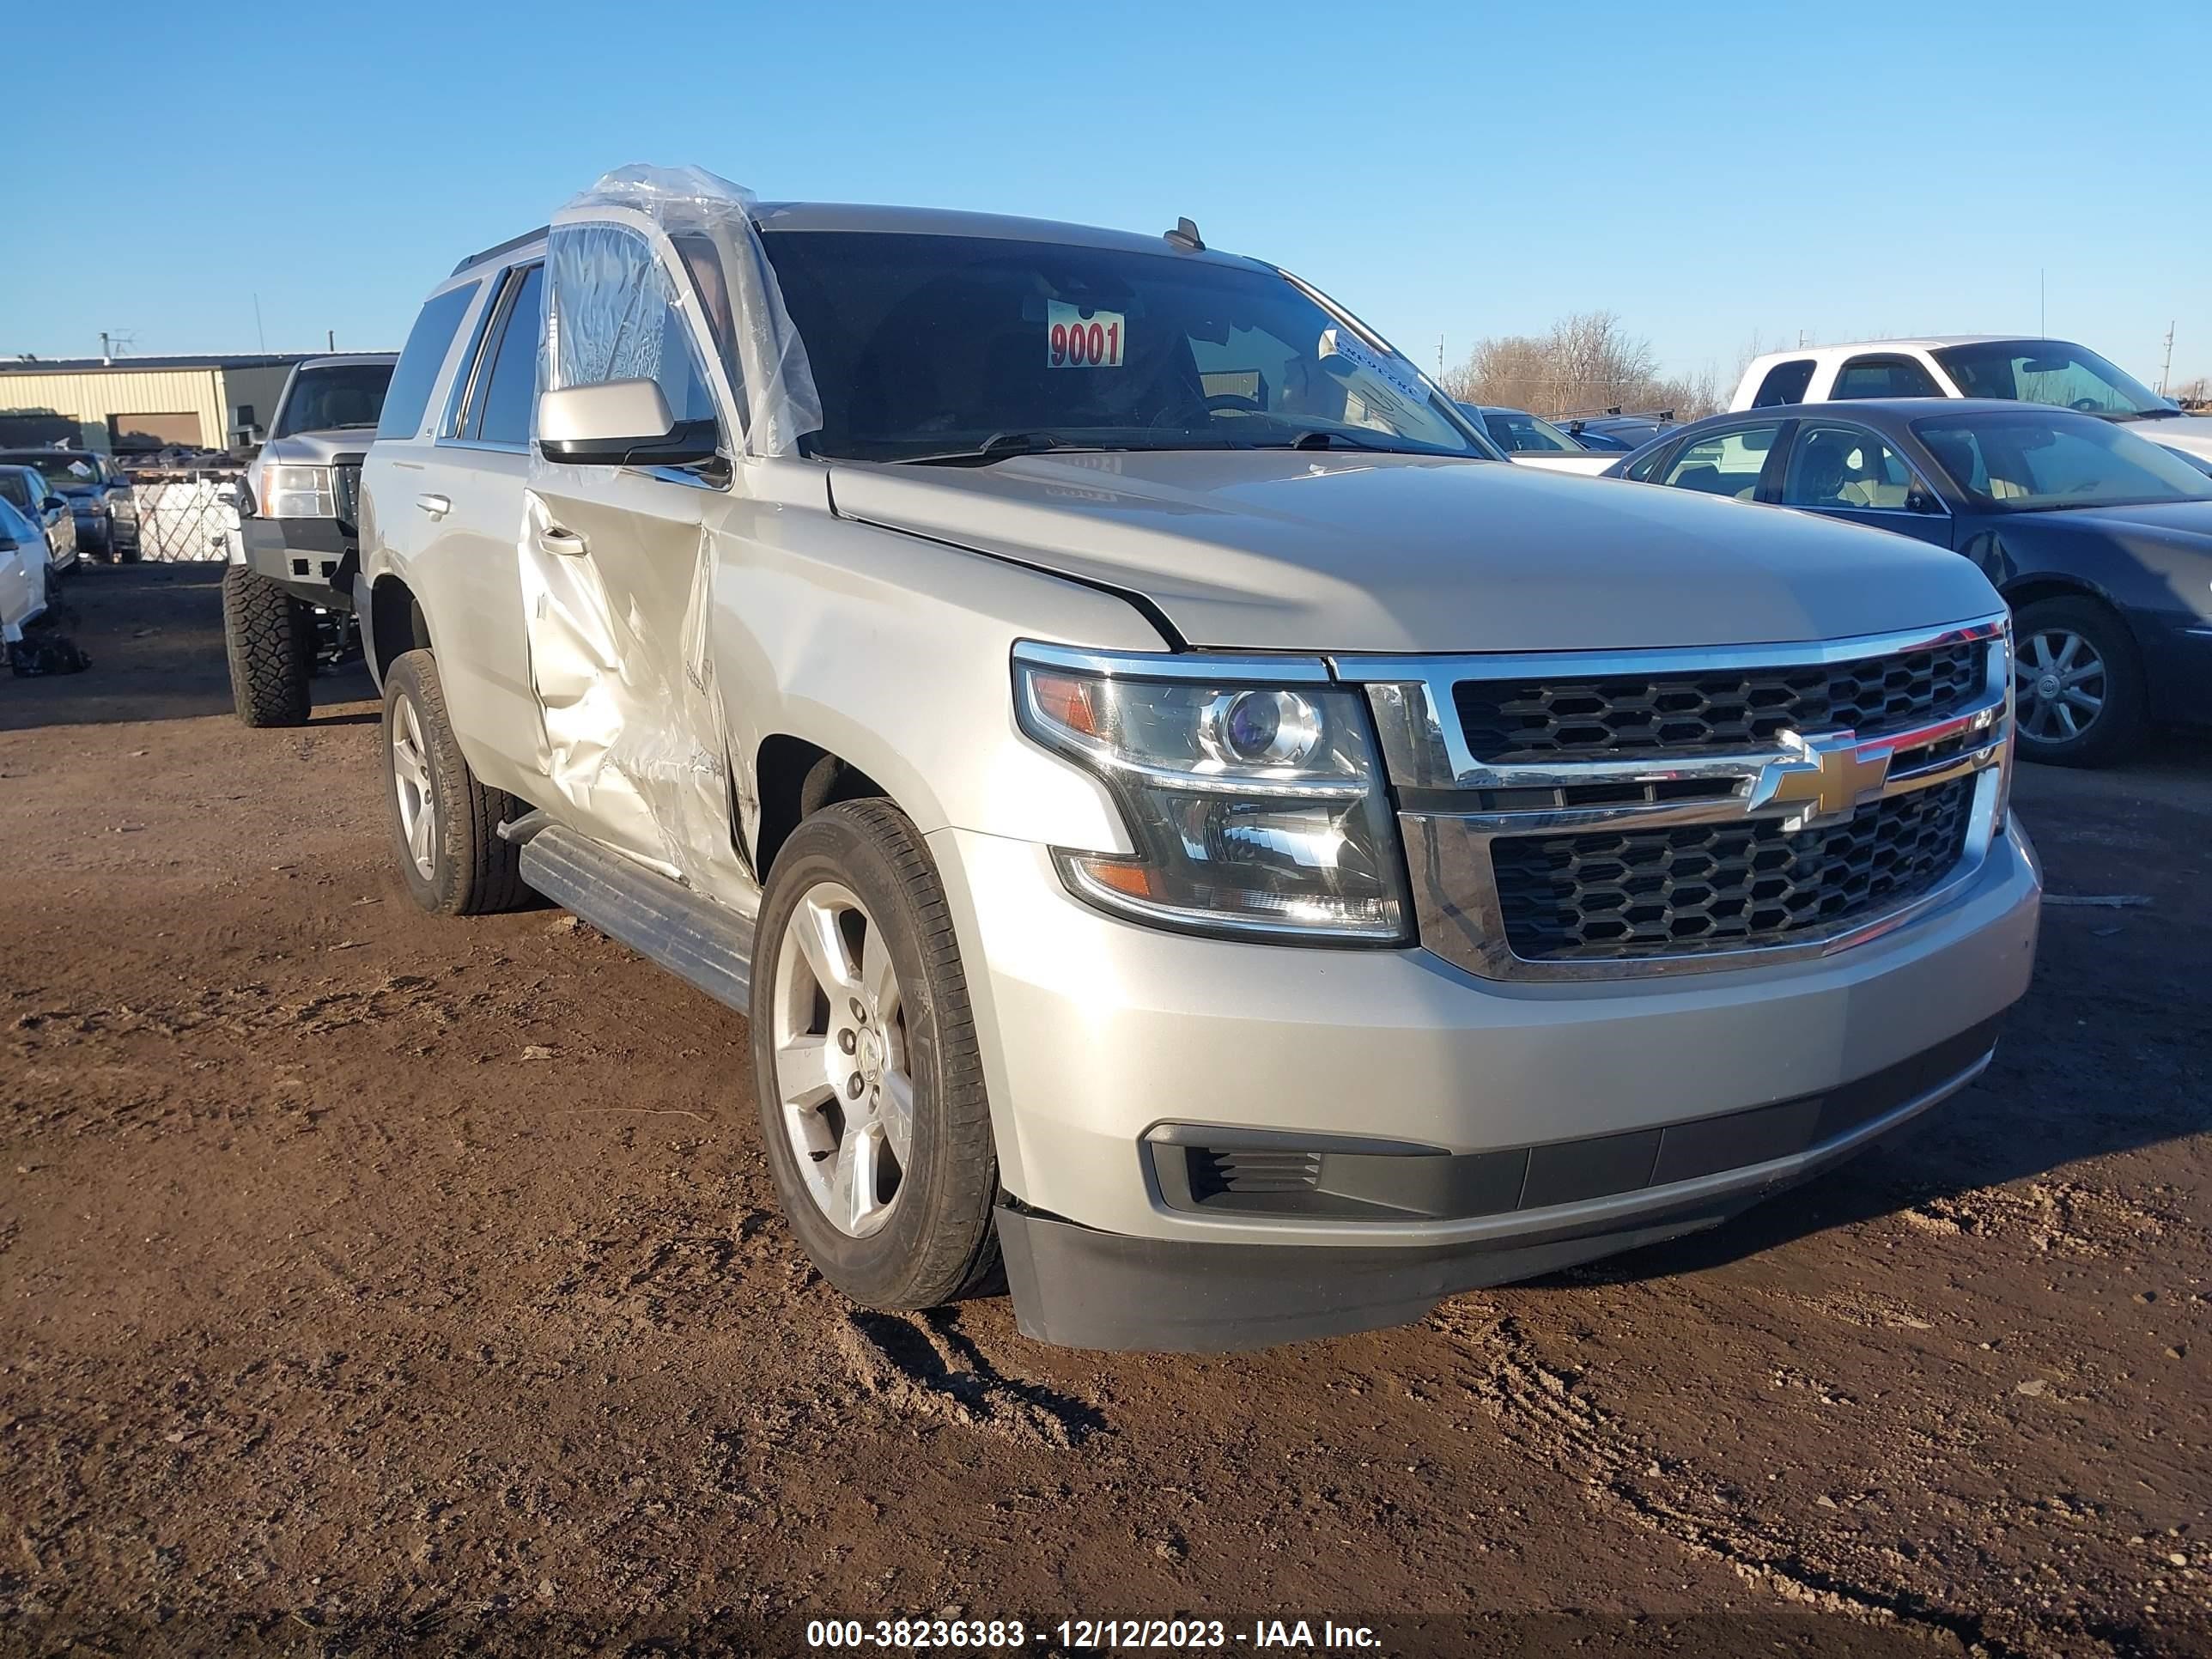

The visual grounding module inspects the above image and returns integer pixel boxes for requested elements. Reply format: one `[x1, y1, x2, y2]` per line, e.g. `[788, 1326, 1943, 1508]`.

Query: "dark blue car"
[1607, 398, 2212, 766]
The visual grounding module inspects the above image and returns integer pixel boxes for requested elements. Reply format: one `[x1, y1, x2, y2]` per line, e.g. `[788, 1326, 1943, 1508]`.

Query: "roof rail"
[450, 226, 550, 277]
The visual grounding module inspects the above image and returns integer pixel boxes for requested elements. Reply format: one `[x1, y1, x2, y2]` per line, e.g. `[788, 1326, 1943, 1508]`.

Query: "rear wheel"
[222, 565, 315, 726]
[750, 799, 1000, 1310]
[380, 648, 531, 915]
[2011, 597, 2144, 768]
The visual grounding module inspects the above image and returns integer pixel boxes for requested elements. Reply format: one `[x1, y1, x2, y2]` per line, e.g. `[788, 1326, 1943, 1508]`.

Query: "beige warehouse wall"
[0, 368, 225, 448]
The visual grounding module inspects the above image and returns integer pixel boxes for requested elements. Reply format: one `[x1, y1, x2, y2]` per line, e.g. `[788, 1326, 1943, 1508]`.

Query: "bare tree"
[1449, 312, 1724, 421]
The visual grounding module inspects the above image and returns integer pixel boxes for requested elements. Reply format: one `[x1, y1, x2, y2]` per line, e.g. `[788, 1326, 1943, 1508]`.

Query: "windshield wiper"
[902, 431, 1088, 467]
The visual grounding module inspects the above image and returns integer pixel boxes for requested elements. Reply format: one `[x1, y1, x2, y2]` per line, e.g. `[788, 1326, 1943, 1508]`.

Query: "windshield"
[1913, 410, 2212, 512]
[1930, 340, 2168, 417]
[273, 363, 394, 436]
[1466, 406, 1584, 454]
[4, 453, 101, 486]
[758, 230, 1485, 463]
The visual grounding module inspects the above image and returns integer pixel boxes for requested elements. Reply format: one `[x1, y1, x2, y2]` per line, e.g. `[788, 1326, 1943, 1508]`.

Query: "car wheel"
[750, 799, 1000, 1310]
[2011, 597, 2145, 768]
[222, 565, 315, 726]
[380, 649, 532, 916]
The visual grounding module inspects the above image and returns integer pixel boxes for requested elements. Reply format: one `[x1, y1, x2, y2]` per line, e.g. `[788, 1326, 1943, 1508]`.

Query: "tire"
[2011, 597, 2145, 769]
[380, 648, 532, 916]
[750, 799, 1000, 1310]
[222, 565, 315, 727]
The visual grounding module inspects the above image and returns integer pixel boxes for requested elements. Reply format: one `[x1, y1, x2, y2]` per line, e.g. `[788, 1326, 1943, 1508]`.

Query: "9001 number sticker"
[1047, 301, 1125, 368]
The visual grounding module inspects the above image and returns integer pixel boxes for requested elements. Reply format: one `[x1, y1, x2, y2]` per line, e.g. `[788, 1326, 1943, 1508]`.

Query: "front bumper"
[242, 517, 357, 607]
[928, 814, 2041, 1350]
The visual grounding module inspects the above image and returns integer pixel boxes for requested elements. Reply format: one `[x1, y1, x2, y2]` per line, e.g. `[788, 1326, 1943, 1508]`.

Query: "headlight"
[259, 464, 336, 520]
[1013, 646, 1409, 942]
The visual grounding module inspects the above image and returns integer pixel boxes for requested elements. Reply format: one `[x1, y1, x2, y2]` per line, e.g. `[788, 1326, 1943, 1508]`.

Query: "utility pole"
[100, 331, 112, 362]
[327, 329, 336, 352]
[253, 294, 266, 352]
[2159, 321, 2175, 396]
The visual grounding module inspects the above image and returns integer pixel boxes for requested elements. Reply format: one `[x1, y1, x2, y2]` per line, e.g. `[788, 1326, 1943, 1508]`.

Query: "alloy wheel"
[2015, 629, 2106, 744]
[390, 694, 437, 878]
[769, 881, 913, 1238]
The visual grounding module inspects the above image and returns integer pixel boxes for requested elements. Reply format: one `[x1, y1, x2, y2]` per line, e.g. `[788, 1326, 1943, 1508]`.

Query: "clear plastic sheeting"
[547, 163, 820, 459]
[518, 161, 817, 899]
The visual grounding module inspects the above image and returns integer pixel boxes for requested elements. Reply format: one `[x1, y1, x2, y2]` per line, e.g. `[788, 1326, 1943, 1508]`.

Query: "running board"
[518, 825, 757, 1012]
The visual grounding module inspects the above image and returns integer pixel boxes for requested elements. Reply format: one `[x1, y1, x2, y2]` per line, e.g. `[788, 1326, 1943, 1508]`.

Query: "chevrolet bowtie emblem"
[1752, 730, 1892, 828]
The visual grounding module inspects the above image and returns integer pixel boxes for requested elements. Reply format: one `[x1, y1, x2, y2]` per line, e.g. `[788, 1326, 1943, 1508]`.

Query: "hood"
[2045, 498, 2212, 543]
[828, 451, 2002, 653]
[258, 430, 374, 465]
[2132, 416, 2212, 462]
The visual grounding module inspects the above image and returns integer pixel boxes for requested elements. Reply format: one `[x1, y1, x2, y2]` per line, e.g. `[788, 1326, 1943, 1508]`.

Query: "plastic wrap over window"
[548, 163, 820, 458]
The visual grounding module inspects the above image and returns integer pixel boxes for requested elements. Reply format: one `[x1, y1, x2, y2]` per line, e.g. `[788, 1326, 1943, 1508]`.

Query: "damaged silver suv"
[357, 167, 2041, 1352]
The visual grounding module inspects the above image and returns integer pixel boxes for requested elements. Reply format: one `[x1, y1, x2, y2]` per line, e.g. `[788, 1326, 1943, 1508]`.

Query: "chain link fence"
[121, 467, 245, 562]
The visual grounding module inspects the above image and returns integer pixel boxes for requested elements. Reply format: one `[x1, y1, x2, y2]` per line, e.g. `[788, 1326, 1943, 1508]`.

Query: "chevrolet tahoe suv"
[356, 172, 2041, 1352]
[222, 353, 395, 725]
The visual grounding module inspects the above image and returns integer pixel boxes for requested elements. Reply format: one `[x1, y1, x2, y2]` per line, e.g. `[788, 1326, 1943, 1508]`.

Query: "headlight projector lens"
[1206, 689, 1322, 766]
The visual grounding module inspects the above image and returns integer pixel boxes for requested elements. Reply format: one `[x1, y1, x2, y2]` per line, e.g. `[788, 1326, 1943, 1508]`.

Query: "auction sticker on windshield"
[1047, 301, 1126, 368]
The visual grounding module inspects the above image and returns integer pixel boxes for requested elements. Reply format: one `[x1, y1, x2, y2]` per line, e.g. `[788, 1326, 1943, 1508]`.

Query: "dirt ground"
[3, 562, 2208, 1658]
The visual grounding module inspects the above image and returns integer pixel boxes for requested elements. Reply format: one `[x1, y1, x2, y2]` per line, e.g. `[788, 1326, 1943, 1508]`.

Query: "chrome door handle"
[536, 525, 587, 557]
[415, 493, 451, 518]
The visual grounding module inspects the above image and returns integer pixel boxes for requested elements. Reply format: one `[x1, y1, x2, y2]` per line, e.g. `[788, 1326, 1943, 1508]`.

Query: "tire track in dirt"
[836, 1310, 1108, 1449]
[1430, 1302, 2129, 1659]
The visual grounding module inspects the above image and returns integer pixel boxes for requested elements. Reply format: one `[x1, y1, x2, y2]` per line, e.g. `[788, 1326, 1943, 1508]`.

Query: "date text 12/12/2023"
[805, 1617, 1386, 1651]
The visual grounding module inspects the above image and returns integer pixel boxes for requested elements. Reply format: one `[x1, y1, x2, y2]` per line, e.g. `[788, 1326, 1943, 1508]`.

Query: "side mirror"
[1905, 487, 1945, 515]
[538, 380, 720, 467]
[44, 496, 66, 513]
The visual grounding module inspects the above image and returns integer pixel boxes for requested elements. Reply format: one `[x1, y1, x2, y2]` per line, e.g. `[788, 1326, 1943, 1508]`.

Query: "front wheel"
[2011, 597, 2145, 769]
[222, 565, 315, 726]
[750, 799, 1000, 1310]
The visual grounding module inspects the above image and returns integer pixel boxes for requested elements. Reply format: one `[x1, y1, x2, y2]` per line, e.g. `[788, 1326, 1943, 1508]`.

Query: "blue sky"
[8, 1, 2207, 390]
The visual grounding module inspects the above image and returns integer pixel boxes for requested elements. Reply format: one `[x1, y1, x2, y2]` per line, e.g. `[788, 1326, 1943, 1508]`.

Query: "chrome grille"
[1339, 617, 2014, 981]
[332, 462, 362, 531]
[1453, 638, 1984, 763]
[1491, 775, 1976, 960]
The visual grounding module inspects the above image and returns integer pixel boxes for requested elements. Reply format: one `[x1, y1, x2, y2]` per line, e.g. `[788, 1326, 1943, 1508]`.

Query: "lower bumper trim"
[1002, 1035, 1999, 1352]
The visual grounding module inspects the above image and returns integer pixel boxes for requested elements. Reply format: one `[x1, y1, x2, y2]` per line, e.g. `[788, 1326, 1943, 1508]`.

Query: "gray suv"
[223, 353, 395, 724]
[356, 168, 2041, 1352]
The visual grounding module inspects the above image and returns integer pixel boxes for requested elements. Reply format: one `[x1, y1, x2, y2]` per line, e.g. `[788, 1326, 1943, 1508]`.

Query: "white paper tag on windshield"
[1047, 301, 1126, 368]
[66, 460, 94, 478]
[1317, 327, 1432, 408]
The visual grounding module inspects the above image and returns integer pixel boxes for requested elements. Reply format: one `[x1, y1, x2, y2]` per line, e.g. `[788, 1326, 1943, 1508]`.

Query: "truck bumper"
[242, 517, 356, 609]
[927, 815, 2042, 1352]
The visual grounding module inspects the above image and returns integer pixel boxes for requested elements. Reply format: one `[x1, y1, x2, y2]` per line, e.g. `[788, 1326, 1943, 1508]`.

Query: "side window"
[1832, 355, 1942, 399]
[1782, 424, 1921, 510]
[470, 264, 545, 447]
[1751, 359, 1816, 407]
[546, 222, 721, 435]
[377, 282, 480, 441]
[1661, 423, 1781, 499]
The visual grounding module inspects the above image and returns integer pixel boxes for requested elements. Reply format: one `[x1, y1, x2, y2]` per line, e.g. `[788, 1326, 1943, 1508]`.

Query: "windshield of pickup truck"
[757, 230, 1485, 463]
[1914, 409, 2212, 512]
[1931, 340, 2170, 419]
[274, 363, 395, 437]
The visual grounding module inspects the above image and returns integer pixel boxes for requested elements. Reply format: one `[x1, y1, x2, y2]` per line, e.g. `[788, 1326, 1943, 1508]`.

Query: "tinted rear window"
[1752, 359, 1816, 407]
[376, 283, 479, 441]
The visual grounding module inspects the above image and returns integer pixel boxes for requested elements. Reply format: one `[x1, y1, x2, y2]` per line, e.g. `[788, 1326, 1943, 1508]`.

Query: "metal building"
[0, 354, 314, 453]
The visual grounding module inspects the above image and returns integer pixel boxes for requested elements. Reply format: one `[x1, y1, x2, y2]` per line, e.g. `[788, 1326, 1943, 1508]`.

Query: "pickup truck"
[223, 353, 395, 725]
[1732, 337, 2212, 468]
[355, 167, 2041, 1352]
